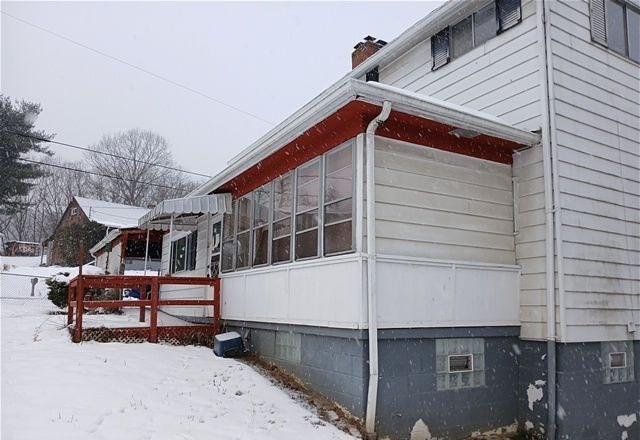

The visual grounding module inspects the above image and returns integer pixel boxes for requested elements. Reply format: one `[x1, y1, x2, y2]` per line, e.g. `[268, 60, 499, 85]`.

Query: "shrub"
[46, 274, 70, 308]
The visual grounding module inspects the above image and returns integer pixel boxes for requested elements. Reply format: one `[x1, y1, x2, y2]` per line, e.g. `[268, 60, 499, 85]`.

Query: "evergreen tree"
[0, 95, 52, 214]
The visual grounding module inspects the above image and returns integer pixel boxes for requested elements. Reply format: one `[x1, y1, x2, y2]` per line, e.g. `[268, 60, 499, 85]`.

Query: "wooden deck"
[67, 274, 221, 344]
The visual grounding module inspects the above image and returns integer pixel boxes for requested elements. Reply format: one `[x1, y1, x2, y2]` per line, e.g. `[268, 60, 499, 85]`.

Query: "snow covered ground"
[1, 260, 357, 440]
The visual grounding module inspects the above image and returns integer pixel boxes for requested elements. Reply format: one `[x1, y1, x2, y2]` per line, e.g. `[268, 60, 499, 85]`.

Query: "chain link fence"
[0, 272, 51, 298]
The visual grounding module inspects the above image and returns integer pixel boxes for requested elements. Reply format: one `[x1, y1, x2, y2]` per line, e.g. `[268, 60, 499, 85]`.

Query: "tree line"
[0, 95, 200, 243]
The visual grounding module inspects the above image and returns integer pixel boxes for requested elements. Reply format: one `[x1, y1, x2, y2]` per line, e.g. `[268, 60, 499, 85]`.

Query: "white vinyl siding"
[374, 137, 515, 265]
[550, 0, 640, 343]
[513, 145, 552, 341]
[380, 0, 541, 132]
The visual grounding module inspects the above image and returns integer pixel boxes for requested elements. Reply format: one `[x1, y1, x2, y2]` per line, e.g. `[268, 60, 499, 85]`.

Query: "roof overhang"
[138, 194, 232, 231]
[192, 79, 540, 197]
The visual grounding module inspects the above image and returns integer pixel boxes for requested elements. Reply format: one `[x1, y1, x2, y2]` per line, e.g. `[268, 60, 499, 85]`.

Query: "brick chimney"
[351, 36, 387, 69]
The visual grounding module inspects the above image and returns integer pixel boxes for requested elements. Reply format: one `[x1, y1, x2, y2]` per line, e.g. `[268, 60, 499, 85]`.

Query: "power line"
[8, 131, 212, 179]
[18, 158, 184, 191]
[2, 10, 275, 126]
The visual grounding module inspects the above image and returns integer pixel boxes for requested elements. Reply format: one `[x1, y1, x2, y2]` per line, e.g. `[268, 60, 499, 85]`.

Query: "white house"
[140, 1, 639, 438]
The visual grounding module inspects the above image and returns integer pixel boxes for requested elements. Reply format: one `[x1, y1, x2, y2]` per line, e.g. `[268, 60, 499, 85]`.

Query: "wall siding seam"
[475, 83, 540, 112]
[550, 30, 640, 83]
[554, 121, 640, 158]
[376, 235, 516, 252]
[406, 22, 539, 92]
[416, 49, 539, 100]
[553, 69, 640, 110]
[375, 182, 513, 207]
[460, 72, 540, 108]
[377, 199, 514, 222]
[376, 164, 513, 191]
[556, 145, 640, 180]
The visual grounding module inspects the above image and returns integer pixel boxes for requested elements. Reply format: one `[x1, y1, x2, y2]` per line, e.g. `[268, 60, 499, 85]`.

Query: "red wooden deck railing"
[67, 274, 221, 343]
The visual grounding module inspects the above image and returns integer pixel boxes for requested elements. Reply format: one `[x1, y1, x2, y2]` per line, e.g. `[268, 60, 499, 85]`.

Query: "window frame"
[221, 200, 237, 273]
[209, 218, 222, 278]
[448, 354, 474, 373]
[271, 172, 294, 266]
[432, 0, 520, 71]
[605, 0, 640, 62]
[294, 157, 322, 261]
[218, 140, 357, 273]
[323, 142, 356, 257]
[609, 351, 627, 369]
[170, 233, 194, 274]
[235, 194, 253, 270]
[252, 182, 272, 267]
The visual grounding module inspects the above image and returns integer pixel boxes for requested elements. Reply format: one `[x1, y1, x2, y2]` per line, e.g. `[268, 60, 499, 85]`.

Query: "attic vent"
[366, 66, 379, 82]
[590, 0, 608, 45]
[71, 207, 78, 216]
[431, 28, 450, 70]
[497, 0, 522, 32]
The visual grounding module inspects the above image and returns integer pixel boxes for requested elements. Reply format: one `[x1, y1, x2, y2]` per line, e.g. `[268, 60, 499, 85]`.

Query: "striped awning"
[138, 194, 232, 230]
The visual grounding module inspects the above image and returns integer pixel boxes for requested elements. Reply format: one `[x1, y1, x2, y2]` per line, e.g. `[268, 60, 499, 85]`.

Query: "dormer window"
[432, 0, 521, 71]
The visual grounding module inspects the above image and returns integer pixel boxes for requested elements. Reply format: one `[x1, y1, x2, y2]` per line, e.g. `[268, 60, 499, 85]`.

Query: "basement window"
[437, 338, 485, 390]
[432, 0, 520, 70]
[448, 354, 474, 372]
[609, 352, 627, 369]
[602, 341, 635, 384]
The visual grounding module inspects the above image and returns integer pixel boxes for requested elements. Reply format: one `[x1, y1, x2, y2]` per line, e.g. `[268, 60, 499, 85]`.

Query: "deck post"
[73, 277, 84, 343]
[149, 278, 159, 343]
[139, 284, 146, 322]
[213, 278, 221, 334]
[67, 286, 75, 325]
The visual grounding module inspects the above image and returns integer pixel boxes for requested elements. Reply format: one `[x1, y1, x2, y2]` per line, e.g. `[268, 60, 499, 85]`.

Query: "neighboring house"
[89, 227, 163, 275]
[3, 241, 41, 257]
[143, 0, 639, 438]
[45, 197, 150, 267]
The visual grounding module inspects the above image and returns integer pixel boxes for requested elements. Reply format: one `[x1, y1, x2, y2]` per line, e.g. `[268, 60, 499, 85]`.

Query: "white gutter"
[192, 80, 540, 198]
[537, 1, 565, 438]
[364, 100, 392, 439]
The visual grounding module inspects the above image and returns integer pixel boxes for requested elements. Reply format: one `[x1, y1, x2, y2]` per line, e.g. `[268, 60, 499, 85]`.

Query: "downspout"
[364, 100, 392, 439]
[537, 1, 565, 438]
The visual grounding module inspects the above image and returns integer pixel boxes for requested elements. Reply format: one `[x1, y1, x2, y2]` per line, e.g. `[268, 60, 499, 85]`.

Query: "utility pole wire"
[2, 10, 275, 126]
[7, 131, 213, 178]
[18, 158, 184, 191]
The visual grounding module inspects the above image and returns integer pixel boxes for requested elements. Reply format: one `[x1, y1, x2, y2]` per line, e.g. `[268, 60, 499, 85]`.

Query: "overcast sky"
[2, 1, 442, 182]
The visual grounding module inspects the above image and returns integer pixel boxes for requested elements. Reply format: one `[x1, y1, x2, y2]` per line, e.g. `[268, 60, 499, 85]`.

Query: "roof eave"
[352, 80, 541, 146]
[193, 79, 540, 197]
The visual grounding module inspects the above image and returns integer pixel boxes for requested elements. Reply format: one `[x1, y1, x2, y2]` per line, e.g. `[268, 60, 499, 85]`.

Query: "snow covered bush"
[46, 273, 70, 308]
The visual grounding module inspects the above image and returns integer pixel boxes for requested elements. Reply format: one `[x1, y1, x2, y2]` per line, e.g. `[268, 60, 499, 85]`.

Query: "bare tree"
[86, 129, 196, 207]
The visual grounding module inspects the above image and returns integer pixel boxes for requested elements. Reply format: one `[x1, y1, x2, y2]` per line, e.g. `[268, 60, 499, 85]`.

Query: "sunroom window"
[323, 144, 354, 255]
[272, 173, 293, 264]
[235, 196, 251, 269]
[295, 159, 321, 260]
[218, 140, 356, 272]
[221, 201, 235, 272]
[252, 184, 271, 266]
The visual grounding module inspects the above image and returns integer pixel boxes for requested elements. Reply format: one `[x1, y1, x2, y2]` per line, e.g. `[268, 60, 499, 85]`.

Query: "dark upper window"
[432, 0, 521, 71]
[590, 0, 640, 63]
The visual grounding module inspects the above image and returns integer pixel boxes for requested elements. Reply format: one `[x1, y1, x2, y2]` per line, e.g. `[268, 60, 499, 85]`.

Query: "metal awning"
[138, 194, 232, 230]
